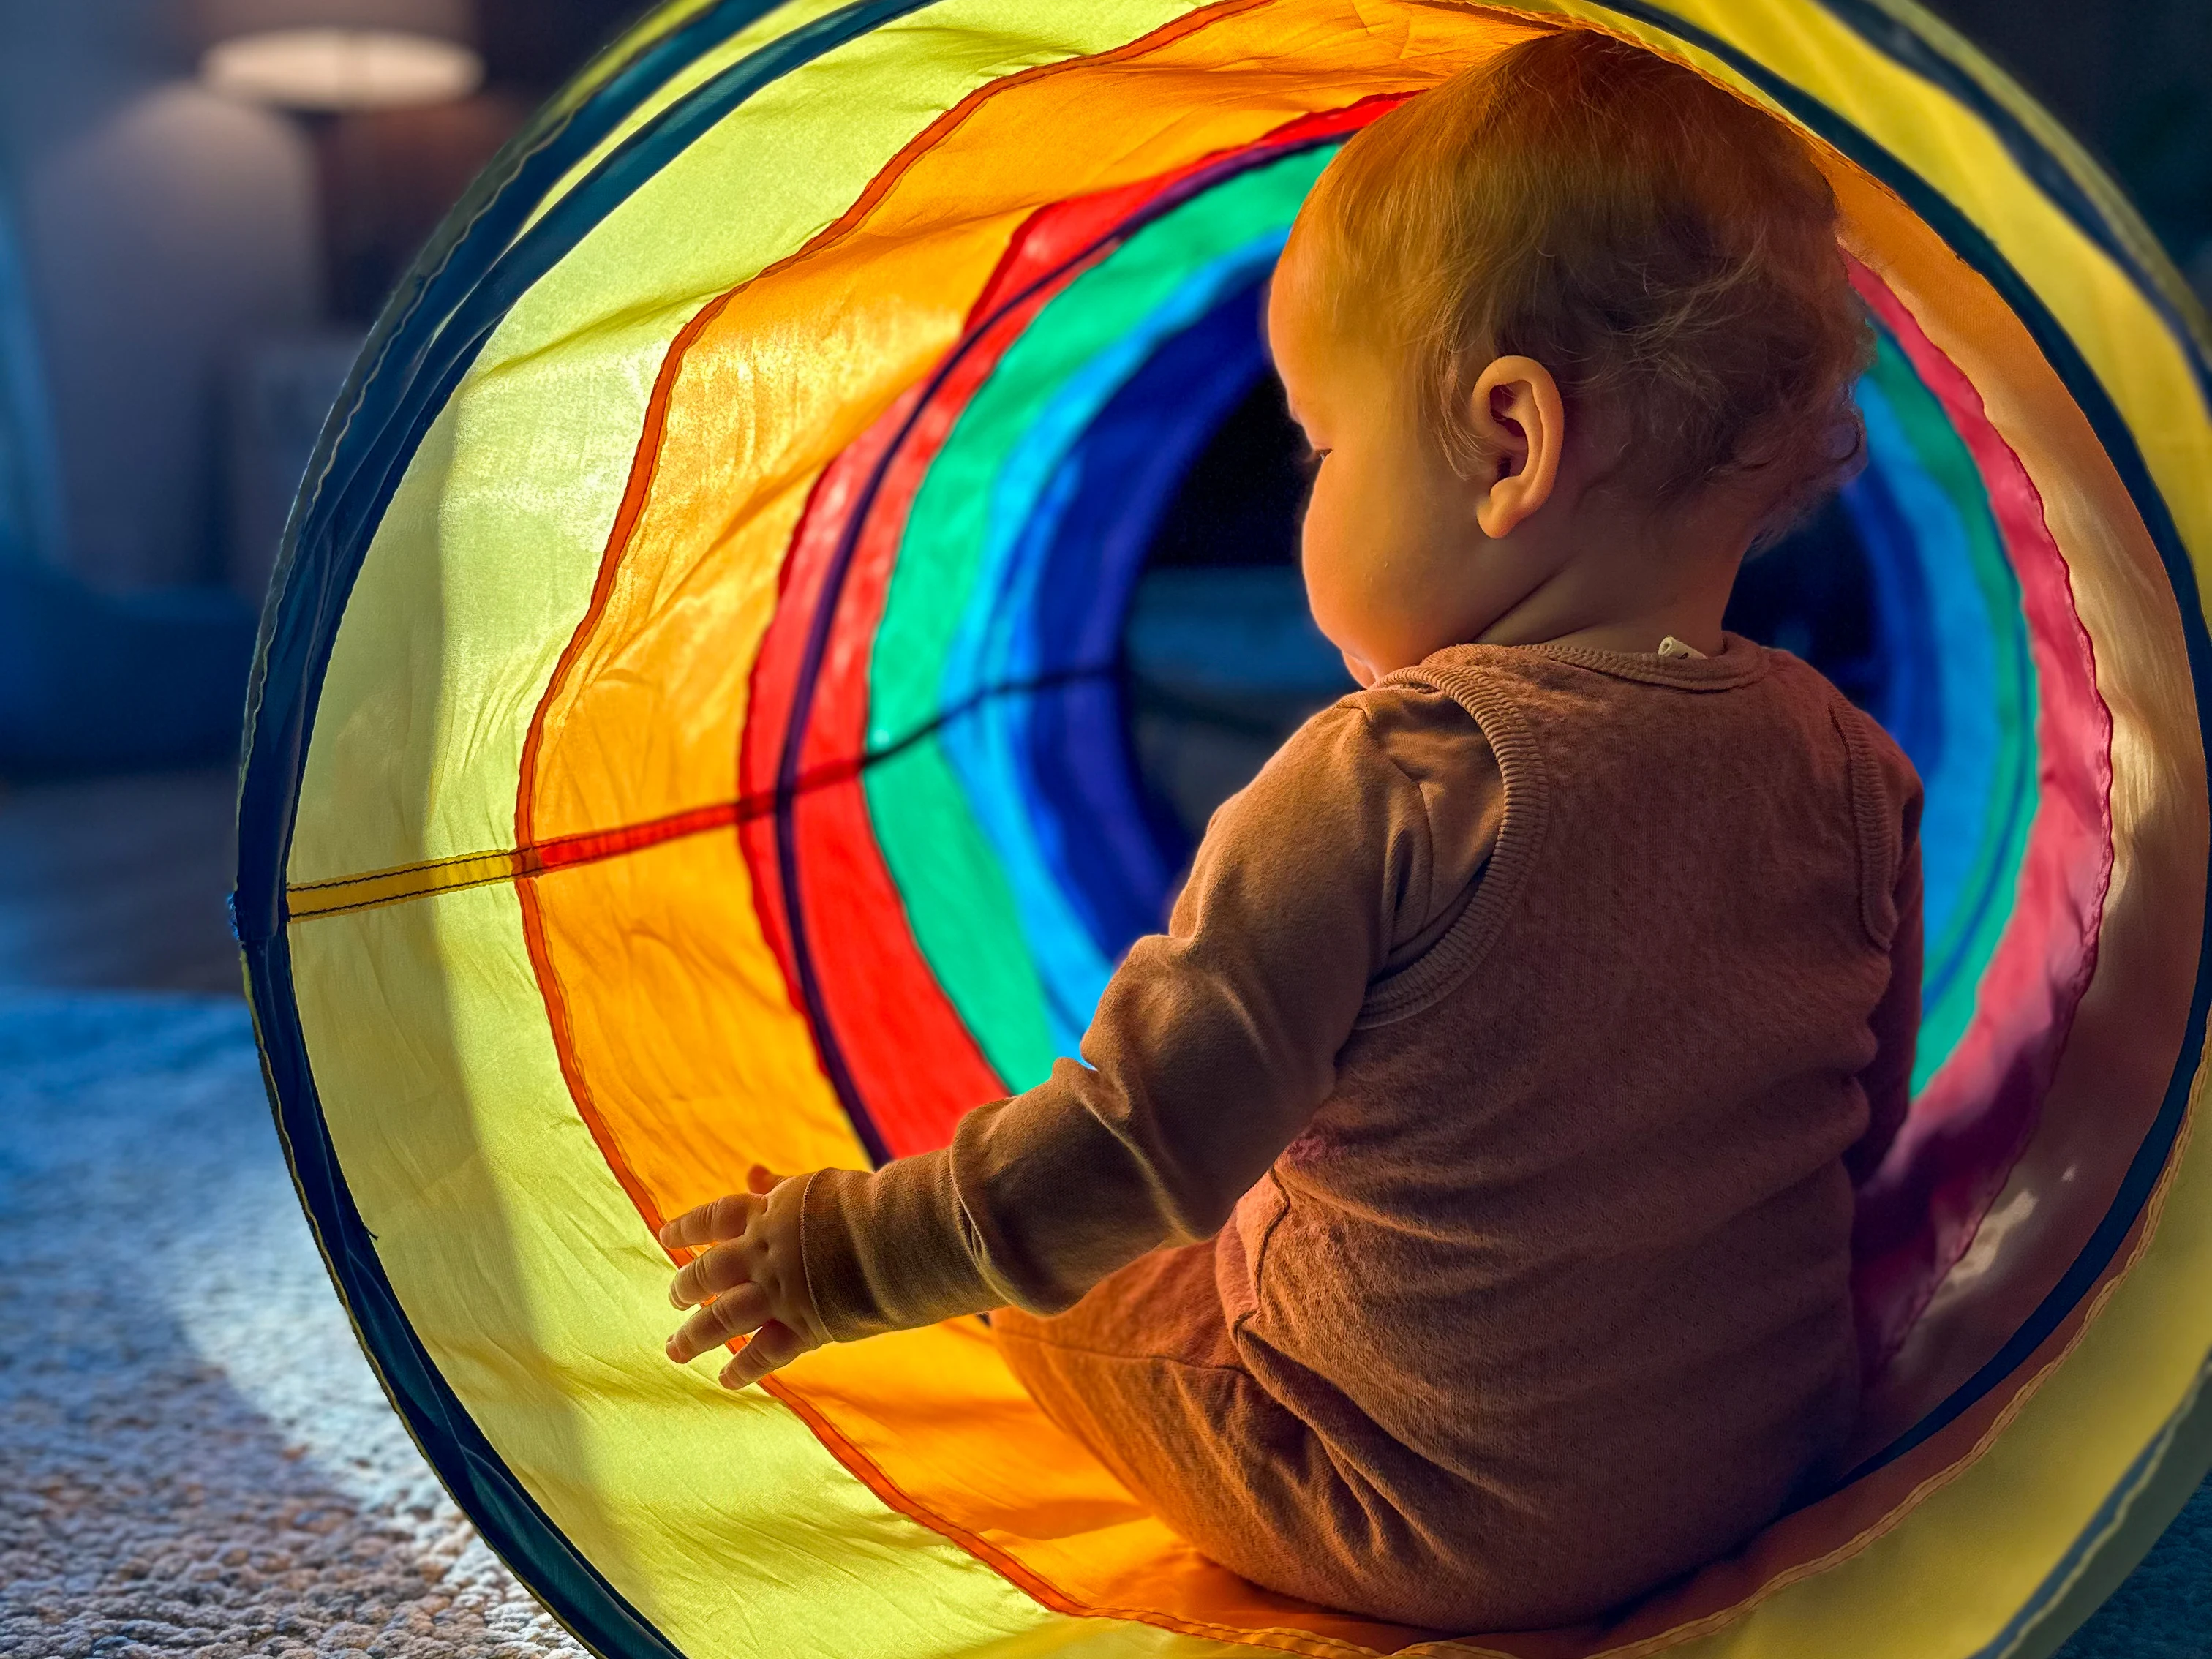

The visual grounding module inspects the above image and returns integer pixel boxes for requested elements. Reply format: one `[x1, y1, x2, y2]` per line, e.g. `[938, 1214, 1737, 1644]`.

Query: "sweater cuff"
[800, 1154, 1005, 1342]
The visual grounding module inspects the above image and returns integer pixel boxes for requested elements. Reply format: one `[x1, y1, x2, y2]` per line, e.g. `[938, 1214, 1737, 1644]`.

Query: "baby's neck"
[1475, 568, 1737, 660]
[1475, 495, 1753, 660]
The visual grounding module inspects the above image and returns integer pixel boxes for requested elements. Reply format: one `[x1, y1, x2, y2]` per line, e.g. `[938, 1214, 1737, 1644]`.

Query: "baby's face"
[1267, 244, 1514, 684]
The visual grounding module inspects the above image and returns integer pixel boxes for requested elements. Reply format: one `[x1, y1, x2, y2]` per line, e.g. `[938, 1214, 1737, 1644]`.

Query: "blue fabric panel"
[936, 241, 1284, 1052]
[1020, 283, 1274, 956]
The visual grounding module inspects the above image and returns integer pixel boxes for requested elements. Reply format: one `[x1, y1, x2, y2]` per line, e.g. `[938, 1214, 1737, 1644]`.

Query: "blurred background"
[0, 0, 2205, 995]
[0, 0, 640, 990]
[0, 10, 2207, 1659]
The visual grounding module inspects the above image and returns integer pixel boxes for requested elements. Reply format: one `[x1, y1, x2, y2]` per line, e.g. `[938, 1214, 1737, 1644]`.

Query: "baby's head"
[1270, 29, 1870, 681]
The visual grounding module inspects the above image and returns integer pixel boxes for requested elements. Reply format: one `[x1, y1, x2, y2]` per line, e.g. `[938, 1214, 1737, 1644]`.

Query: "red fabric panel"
[1847, 262, 2115, 1370]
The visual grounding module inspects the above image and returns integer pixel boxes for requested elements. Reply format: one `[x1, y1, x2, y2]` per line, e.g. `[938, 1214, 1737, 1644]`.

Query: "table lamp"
[192, 0, 482, 111]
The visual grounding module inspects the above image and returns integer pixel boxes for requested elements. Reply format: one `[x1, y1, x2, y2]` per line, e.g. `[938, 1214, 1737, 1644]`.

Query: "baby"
[659, 29, 1922, 1633]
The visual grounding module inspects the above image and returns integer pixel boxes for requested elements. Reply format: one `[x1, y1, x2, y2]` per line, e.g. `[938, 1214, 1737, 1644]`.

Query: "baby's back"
[1217, 638, 1921, 1615]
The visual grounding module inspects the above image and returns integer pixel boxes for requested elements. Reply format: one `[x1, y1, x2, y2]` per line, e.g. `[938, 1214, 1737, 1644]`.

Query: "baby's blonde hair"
[1290, 29, 1870, 524]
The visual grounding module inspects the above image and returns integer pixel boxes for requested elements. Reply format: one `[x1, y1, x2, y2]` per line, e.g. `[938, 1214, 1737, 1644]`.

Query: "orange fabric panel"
[774, 1325, 1429, 1658]
[519, 824, 872, 1227]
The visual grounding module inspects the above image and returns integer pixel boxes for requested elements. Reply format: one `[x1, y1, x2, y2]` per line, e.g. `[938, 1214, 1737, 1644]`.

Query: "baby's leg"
[994, 1243, 1474, 1628]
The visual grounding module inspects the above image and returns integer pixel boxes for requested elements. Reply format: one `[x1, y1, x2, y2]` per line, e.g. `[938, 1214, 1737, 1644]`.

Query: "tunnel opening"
[1121, 364, 1892, 857]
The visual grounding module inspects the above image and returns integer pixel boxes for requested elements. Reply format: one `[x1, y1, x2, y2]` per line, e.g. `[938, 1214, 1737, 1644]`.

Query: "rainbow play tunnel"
[239, 4, 2212, 1657]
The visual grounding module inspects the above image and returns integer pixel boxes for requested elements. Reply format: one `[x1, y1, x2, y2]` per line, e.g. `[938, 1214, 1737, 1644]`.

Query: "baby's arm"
[661, 691, 1497, 1384]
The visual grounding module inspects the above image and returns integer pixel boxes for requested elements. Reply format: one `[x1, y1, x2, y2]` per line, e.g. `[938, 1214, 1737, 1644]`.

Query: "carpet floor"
[1, 993, 2205, 1658]
[1, 996, 579, 1659]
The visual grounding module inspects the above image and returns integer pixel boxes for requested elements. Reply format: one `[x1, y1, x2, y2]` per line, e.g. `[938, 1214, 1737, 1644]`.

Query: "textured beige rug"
[0, 996, 578, 1659]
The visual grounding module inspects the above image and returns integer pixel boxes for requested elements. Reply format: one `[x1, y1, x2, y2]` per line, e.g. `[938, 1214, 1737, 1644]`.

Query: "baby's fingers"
[658, 1191, 761, 1253]
[664, 1282, 771, 1364]
[718, 1320, 811, 1391]
[668, 1237, 761, 1311]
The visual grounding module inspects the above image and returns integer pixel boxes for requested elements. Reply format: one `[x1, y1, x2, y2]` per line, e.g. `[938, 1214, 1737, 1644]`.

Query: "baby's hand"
[660, 1165, 825, 1390]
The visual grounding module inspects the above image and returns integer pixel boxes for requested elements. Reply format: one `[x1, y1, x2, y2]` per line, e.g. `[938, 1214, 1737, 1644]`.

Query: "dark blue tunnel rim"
[231, 4, 2212, 1656]
[238, 7, 938, 1658]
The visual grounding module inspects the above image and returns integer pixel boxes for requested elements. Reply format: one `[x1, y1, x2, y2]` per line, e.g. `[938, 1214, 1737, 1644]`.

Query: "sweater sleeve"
[797, 687, 1502, 1341]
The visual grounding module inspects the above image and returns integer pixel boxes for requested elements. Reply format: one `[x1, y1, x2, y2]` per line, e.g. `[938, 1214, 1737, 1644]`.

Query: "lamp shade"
[193, 0, 482, 111]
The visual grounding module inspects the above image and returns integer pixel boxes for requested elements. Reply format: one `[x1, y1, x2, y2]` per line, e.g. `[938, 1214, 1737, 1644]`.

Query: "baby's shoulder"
[1323, 677, 1494, 787]
[1762, 650, 1925, 808]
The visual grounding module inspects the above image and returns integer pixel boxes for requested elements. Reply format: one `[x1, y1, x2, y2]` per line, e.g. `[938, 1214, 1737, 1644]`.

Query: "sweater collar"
[1423, 632, 1775, 692]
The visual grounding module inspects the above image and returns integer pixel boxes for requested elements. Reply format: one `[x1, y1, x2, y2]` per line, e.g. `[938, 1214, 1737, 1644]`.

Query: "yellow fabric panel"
[288, 375, 630, 885]
[290, 881, 1254, 1659]
[2007, 1350, 2212, 1659]
[491, 0, 1208, 394]
[293, 0, 1198, 887]
[522, 0, 870, 235]
[519, 826, 868, 1222]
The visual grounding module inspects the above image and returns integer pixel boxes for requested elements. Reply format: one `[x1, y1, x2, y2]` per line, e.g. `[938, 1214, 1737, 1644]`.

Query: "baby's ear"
[1469, 356, 1564, 538]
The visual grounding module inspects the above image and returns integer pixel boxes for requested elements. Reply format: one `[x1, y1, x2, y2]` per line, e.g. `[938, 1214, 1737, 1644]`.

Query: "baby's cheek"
[1299, 493, 1361, 646]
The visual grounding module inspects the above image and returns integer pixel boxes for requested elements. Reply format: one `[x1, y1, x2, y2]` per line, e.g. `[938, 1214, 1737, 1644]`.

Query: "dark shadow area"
[0, 764, 238, 991]
[1145, 371, 1313, 571]
[1722, 497, 1882, 709]
[0, 556, 254, 777]
[1123, 374, 1353, 847]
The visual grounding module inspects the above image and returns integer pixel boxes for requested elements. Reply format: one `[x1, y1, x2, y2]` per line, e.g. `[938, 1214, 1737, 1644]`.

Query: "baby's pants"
[993, 1240, 1528, 1631]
